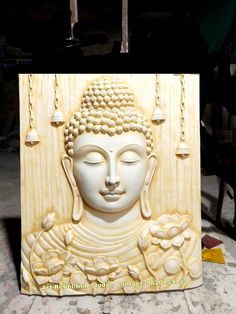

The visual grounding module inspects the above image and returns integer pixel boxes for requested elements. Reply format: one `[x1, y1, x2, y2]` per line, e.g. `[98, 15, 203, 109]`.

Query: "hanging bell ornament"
[51, 109, 65, 125]
[151, 107, 165, 123]
[25, 128, 40, 145]
[176, 141, 190, 159]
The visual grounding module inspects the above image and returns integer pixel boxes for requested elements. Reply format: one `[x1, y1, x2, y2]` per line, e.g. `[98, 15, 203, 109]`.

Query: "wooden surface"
[19, 74, 200, 235]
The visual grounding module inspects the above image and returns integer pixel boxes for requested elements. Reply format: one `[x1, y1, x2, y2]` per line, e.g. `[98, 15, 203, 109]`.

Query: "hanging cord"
[28, 74, 34, 129]
[51, 74, 65, 126]
[175, 73, 190, 158]
[26, 74, 39, 145]
[180, 74, 186, 142]
[155, 74, 160, 108]
[54, 74, 59, 110]
[151, 74, 165, 123]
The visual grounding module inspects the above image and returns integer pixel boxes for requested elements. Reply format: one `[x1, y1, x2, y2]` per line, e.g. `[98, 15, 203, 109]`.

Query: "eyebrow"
[118, 144, 146, 154]
[74, 144, 106, 154]
[74, 143, 146, 155]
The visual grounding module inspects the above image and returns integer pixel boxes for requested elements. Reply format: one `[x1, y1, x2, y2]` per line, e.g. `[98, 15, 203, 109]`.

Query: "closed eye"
[120, 150, 142, 165]
[84, 160, 104, 165]
[121, 159, 141, 164]
[83, 152, 105, 165]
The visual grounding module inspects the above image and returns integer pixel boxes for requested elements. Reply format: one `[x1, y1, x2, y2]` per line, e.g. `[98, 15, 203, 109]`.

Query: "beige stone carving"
[20, 74, 201, 295]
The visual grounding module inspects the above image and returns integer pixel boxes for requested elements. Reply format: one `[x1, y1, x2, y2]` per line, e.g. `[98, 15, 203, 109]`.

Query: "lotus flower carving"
[32, 249, 77, 285]
[84, 256, 121, 284]
[42, 212, 55, 232]
[137, 229, 150, 252]
[127, 265, 140, 280]
[150, 214, 192, 249]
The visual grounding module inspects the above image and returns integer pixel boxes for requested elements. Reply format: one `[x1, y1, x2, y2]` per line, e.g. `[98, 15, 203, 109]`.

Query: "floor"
[0, 152, 236, 314]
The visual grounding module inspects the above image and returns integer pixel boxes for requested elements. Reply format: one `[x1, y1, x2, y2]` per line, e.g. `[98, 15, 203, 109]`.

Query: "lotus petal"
[183, 228, 192, 239]
[34, 268, 48, 276]
[85, 262, 95, 275]
[70, 271, 86, 286]
[87, 274, 96, 281]
[63, 264, 73, 275]
[107, 258, 118, 265]
[95, 262, 110, 276]
[109, 272, 117, 279]
[137, 233, 150, 251]
[155, 230, 167, 239]
[150, 224, 160, 236]
[26, 234, 35, 246]
[68, 255, 77, 265]
[32, 260, 45, 270]
[45, 258, 64, 275]
[157, 215, 171, 225]
[183, 214, 192, 222]
[181, 220, 190, 231]
[172, 234, 184, 247]
[42, 212, 55, 232]
[167, 226, 181, 238]
[35, 275, 48, 285]
[42, 250, 58, 262]
[171, 214, 181, 222]
[59, 251, 70, 262]
[152, 238, 160, 245]
[49, 271, 63, 283]
[64, 229, 73, 246]
[97, 275, 109, 283]
[116, 267, 122, 274]
[109, 263, 119, 273]
[189, 258, 201, 278]
[160, 240, 171, 249]
[94, 256, 106, 263]
[107, 258, 119, 271]
[127, 265, 140, 280]
[147, 252, 160, 270]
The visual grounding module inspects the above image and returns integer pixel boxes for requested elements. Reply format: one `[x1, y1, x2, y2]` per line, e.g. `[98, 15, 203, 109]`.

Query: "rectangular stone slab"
[19, 74, 202, 295]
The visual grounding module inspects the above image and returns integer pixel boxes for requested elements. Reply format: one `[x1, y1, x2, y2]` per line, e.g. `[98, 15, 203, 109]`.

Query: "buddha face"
[71, 132, 153, 214]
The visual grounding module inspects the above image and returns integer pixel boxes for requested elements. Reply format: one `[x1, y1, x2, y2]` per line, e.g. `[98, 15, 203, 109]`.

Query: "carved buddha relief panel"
[19, 74, 201, 295]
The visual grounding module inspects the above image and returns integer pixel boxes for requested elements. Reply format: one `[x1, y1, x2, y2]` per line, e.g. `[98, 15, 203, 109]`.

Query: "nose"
[105, 157, 120, 189]
[105, 175, 120, 188]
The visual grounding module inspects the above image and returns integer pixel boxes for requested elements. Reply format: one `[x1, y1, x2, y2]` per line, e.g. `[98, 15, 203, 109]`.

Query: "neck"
[82, 202, 145, 229]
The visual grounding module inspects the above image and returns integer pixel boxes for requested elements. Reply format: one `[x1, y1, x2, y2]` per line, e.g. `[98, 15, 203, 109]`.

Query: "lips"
[100, 190, 124, 202]
[101, 190, 124, 196]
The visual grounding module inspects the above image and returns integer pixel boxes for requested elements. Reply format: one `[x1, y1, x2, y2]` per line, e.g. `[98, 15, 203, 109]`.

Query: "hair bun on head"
[81, 76, 135, 110]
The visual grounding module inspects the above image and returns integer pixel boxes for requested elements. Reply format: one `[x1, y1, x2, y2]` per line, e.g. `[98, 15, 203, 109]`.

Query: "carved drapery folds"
[21, 212, 201, 295]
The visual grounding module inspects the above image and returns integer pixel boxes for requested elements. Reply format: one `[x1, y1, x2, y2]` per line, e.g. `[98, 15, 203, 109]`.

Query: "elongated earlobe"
[140, 153, 157, 219]
[140, 186, 151, 218]
[61, 154, 84, 223]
